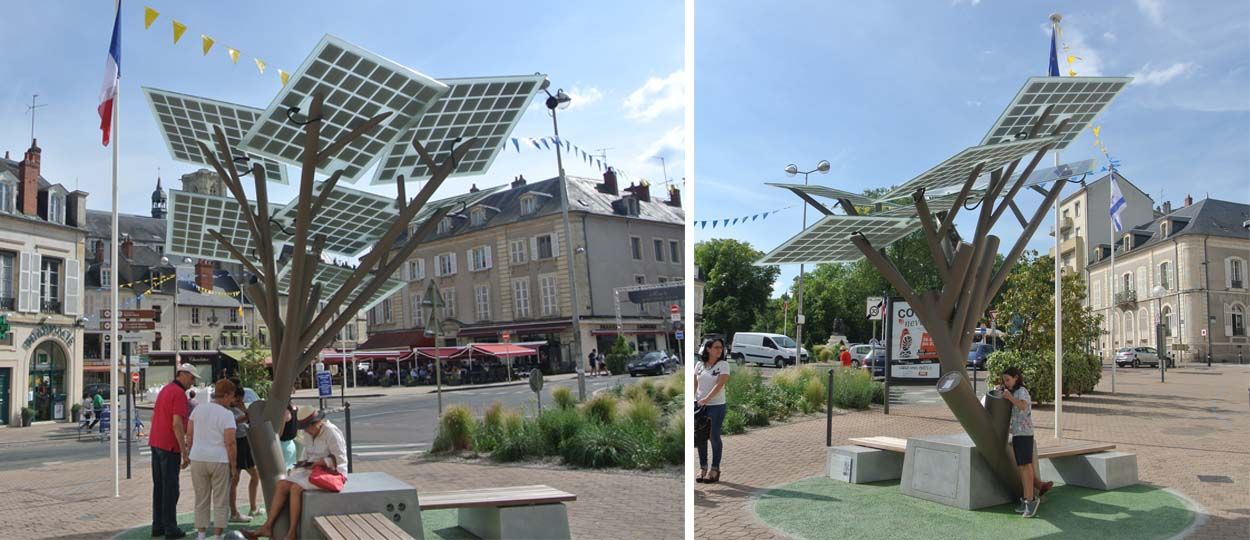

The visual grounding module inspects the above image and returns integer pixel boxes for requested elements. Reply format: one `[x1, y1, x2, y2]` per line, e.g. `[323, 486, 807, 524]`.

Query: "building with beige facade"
[1087, 196, 1250, 363]
[1049, 172, 1155, 274]
[366, 169, 685, 372]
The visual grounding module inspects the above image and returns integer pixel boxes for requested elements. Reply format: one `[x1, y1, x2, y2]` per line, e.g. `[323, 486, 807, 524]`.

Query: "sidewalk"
[695, 365, 1250, 540]
[0, 451, 681, 539]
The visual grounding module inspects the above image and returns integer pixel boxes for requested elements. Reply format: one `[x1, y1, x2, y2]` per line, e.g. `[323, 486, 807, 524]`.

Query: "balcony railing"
[1114, 289, 1137, 309]
[1234, 280, 1244, 289]
[40, 299, 62, 314]
[0, 297, 14, 311]
[1060, 216, 1074, 231]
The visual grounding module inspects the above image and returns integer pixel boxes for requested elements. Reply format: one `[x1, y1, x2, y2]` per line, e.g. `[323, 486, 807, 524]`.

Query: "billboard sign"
[889, 300, 939, 379]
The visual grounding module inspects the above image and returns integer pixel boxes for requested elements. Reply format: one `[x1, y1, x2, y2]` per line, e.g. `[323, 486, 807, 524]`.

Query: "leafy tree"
[752, 294, 792, 335]
[605, 335, 632, 376]
[238, 339, 272, 400]
[695, 239, 780, 338]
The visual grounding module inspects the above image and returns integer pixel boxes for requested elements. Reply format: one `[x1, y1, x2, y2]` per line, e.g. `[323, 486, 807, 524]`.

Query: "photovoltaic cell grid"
[241, 34, 450, 182]
[269, 182, 399, 258]
[756, 215, 921, 265]
[877, 137, 1056, 202]
[143, 87, 289, 185]
[277, 262, 406, 312]
[871, 193, 984, 218]
[980, 76, 1131, 149]
[765, 183, 873, 206]
[166, 190, 261, 265]
[371, 74, 546, 185]
[925, 158, 1100, 198]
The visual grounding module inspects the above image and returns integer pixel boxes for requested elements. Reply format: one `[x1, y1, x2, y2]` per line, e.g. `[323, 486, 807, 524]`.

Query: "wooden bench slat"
[848, 436, 908, 452]
[313, 513, 415, 540]
[420, 484, 577, 510]
[849, 436, 1115, 459]
[330, 514, 367, 540]
[362, 512, 410, 540]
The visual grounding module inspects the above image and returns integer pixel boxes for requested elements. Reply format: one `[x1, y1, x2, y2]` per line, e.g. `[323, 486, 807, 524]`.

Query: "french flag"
[98, 1, 121, 146]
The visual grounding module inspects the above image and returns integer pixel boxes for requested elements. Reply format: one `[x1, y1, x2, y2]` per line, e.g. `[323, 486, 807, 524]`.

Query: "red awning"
[356, 329, 434, 350]
[591, 329, 670, 336]
[413, 346, 468, 360]
[354, 349, 412, 361]
[469, 343, 538, 358]
[83, 365, 115, 372]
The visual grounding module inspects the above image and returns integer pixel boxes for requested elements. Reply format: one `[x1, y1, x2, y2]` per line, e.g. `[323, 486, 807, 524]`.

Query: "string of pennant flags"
[143, 6, 290, 86]
[1055, 19, 1123, 174]
[695, 206, 794, 229]
[506, 135, 653, 183]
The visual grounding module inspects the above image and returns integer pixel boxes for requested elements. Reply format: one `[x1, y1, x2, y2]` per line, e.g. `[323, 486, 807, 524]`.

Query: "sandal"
[695, 468, 707, 483]
[707, 468, 721, 484]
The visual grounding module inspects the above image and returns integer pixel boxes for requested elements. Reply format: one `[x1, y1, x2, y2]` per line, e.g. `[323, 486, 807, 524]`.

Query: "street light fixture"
[544, 79, 588, 401]
[1152, 284, 1168, 383]
[784, 160, 831, 362]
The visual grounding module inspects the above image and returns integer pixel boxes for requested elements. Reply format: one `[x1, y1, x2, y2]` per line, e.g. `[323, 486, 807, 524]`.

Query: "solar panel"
[268, 182, 399, 258]
[142, 87, 289, 184]
[765, 183, 872, 206]
[877, 137, 1056, 202]
[925, 158, 1100, 198]
[240, 34, 450, 182]
[277, 262, 405, 312]
[981, 76, 1132, 149]
[371, 74, 546, 185]
[166, 189, 262, 265]
[756, 215, 921, 265]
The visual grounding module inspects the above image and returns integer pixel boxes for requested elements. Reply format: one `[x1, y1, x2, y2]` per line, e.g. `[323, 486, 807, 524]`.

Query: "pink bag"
[309, 464, 346, 492]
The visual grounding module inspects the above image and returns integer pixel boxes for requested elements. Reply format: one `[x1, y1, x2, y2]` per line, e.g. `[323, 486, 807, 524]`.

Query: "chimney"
[120, 235, 135, 259]
[598, 167, 619, 196]
[17, 139, 41, 216]
[624, 181, 651, 203]
[510, 175, 527, 189]
[666, 186, 681, 208]
[195, 259, 215, 290]
[1184, 194, 1193, 207]
[3, 151, 8, 160]
[469, 184, 479, 193]
[1162, 201, 1172, 214]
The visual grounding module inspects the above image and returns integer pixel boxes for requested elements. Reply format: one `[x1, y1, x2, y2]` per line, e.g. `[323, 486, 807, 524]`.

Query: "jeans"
[151, 447, 181, 534]
[697, 404, 726, 468]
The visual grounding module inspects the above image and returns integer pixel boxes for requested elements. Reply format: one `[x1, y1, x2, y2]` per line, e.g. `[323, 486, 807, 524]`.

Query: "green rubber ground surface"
[115, 506, 475, 539]
[754, 478, 1197, 540]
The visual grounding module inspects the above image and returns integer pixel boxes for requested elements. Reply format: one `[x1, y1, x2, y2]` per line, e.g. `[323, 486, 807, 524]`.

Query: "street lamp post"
[784, 160, 830, 363]
[1152, 285, 1168, 383]
[542, 81, 588, 401]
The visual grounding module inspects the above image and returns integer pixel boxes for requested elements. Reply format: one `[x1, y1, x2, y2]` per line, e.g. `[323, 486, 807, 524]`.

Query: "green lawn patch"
[114, 507, 474, 539]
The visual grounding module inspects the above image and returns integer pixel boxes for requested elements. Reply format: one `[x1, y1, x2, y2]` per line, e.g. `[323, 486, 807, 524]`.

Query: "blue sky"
[695, 0, 1249, 297]
[0, 1, 683, 216]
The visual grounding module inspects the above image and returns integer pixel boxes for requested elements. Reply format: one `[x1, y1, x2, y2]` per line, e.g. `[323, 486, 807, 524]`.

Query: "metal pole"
[1109, 175, 1117, 392]
[125, 343, 131, 479]
[109, 59, 120, 498]
[551, 110, 586, 401]
[883, 294, 892, 415]
[1158, 297, 1165, 383]
[795, 172, 809, 363]
[435, 324, 443, 416]
[344, 401, 353, 473]
[825, 368, 834, 447]
[1053, 147, 1063, 440]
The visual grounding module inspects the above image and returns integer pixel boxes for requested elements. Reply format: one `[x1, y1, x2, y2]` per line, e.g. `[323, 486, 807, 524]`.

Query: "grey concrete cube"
[1040, 451, 1138, 490]
[458, 503, 571, 540]
[827, 445, 904, 484]
[900, 433, 1015, 510]
[298, 472, 424, 540]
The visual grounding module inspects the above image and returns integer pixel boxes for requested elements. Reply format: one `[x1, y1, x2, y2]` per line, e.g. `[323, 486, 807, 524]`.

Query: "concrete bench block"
[1040, 451, 1138, 490]
[299, 472, 424, 540]
[458, 503, 571, 540]
[900, 434, 1015, 510]
[827, 445, 904, 484]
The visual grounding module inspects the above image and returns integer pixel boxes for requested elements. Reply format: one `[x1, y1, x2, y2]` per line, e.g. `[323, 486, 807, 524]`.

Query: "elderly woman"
[246, 406, 347, 540]
[186, 379, 238, 539]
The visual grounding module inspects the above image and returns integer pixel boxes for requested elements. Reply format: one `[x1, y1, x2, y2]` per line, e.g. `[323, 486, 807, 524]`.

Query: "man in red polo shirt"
[150, 363, 199, 539]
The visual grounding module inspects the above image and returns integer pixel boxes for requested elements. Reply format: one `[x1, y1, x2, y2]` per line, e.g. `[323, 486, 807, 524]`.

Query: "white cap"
[176, 363, 201, 379]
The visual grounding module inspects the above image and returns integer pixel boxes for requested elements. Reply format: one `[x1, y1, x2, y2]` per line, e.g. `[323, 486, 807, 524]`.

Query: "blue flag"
[1048, 26, 1060, 76]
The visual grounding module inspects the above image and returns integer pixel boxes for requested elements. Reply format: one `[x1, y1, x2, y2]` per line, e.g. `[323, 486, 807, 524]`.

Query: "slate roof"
[85, 209, 166, 245]
[1088, 197, 1250, 268]
[174, 265, 248, 307]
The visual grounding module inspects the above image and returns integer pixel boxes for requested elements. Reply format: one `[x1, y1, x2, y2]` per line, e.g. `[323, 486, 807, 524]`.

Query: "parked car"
[862, 348, 888, 377]
[1115, 346, 1174, 368]
[627, 351, 675, 376]
[83, 383, 126, 400]
[731, 332, 809, 368]
[848, 344, 882, 368]
[967, 343, 996, 370]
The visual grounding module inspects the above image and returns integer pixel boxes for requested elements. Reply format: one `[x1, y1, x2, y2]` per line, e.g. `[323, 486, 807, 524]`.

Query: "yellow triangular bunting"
[279, 69, 291, 86]
[1068, 69, 1078, 77]
[144, 6, 160, 29]
[1093, 126, 1101, 137]
[254, 58, 267, 74]
[1067, 55, 1081, 65]
[201, 35, 215, 55]
[172, 20, 187, 44]
[227, 48, 241, 64]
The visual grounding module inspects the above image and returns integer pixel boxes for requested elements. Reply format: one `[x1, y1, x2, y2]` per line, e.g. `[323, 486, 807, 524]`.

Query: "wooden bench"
[313, 513, 415, 540]
[848, 436, 1116, 459]
[420, 485, 576, 540]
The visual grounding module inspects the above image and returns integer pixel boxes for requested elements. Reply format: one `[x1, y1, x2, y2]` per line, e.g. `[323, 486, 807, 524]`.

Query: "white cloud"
[1135, 0, 1165, 25]
[623, 70, 685, 122]
[1102, 31, 1117, 42]
[630, 126, 684, 182]
[565, 86, 603, 110]
[951, 0, 982, 5]
[965, 99, 983, 107]
[1128, 62, 1195, 86]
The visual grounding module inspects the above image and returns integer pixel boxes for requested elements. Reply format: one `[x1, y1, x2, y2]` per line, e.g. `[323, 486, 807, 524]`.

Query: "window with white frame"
[653, 239, 664, 262]
[1161, 305, 1173, 336]
[475, 284, 491, 320]
[630, 236, 642, 260]
[510, 239, 528, 264]
[229, 306, 239, 323]
[191, 307, 201, 325]
[1136, 267, 1147, 294]
[1230, 303, 1246, 337]
[407, 259, 425, 281]
[1159, 261, 1171, 290]
[441, 288, 456, 319]
[410, 293, 424, 327]
[1138, 309, 1148, 343]
[535, 234, 555, 260]
[1123, 272, 1132, 292]
[1229, 258, 1245, 289]
[539, 274, 557, 316]
[512, 278, 531, 318]
[520, 195, 537, 216]
[382, 298, 393, 323]
[470, 207, 486, 226]
[0, 251, 13, 303]
[40, 258, 61, 309]
[0, 178, 14, 213]
[48, 192, 65, 224]
[437, 217, 452, 235]
[470, 245, 492, 271]
[669, 240, 680, 263]
[436, 253, 457, 276]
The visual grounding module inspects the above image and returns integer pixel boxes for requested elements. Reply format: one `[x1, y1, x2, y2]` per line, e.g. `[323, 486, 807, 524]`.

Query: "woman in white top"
[186, 379, 238, 539]
[694, 337, 730, 484]
[247, 406, 347, 540]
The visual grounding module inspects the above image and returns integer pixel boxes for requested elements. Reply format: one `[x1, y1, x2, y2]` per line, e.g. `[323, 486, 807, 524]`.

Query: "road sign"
[121, 309, 156, 319]
[119, 332, 153, 343]
[1201, 328, 1207, 337]
[675, 329, 685, 341]
[131, 372, 140, 384]
[316, 370, 333, 397]
[529, 369, 544, 393]
[119, 320, 156, 331]
[867, 297, 885, 320]
[670, 304, 681, 322]
[797, 314, 805, 325]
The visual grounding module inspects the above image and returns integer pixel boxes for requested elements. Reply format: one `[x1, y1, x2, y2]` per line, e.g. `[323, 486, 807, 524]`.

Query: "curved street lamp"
[543, 79, 587, 401]
[785, 160, 830, 362]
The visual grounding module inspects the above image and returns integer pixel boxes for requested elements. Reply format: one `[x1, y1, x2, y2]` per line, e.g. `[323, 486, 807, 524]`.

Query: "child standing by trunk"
[999, 366, 1041, 518]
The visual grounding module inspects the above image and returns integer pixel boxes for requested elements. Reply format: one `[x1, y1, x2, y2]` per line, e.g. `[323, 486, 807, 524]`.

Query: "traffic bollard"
[826, 368, 834, 447]
[344, 401, 353, 473]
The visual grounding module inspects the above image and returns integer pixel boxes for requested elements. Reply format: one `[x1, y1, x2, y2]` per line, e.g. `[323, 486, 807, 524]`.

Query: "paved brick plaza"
[695, 365, 1250, 540]
[0, 450, 681, 539]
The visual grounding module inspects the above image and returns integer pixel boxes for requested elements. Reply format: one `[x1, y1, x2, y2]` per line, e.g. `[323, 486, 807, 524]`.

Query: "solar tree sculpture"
[194, 92, 480, 518]
[848, 106, 1073, 499]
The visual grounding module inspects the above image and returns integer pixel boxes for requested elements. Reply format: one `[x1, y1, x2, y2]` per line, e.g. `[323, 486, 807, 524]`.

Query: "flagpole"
[110, 72, 120, 498]
[1050, 12, 1064, 440]
[1109, 174, 1116, 393]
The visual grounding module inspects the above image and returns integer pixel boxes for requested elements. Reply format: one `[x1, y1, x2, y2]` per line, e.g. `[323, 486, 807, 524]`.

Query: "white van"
[730, 332, 809, 368]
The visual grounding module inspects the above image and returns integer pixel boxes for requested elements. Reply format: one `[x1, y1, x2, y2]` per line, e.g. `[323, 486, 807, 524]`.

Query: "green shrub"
[803, 377, 826, 412]
[493, 412, 544, 462]
[536, 407, 584, 451]
[583, 393, 618, 424]
[622, 383, 650, 403]
[722, 408, 747, 435]
[552, 386, 576, 409]
[818, 347, 836, 363]
[871, 380, 886, 404]
[986, 350, 1053, 404]
[606, 336, 631, 375]
[660, 413, 684, 465]
[1061, 351, 1102, 397]
[812, 344, 828, 359]
[620, 397, 662, 431]
[561, 422, 632, 468]
[829, 368, 876, 410]
[432, 405, 476, 452]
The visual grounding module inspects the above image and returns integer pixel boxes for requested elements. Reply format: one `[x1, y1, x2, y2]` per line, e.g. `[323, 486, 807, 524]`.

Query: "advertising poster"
[890, 300, 940, 380]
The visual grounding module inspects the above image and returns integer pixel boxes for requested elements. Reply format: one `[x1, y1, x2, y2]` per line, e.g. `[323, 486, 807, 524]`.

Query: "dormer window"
[437, 217, 452, 235]
[470, 207, 487, 226]
[0, 176, 15, 213]
[47, 191, 65, 224]
[520, 195, 538, 216]
[1160, 221, 1169, 238]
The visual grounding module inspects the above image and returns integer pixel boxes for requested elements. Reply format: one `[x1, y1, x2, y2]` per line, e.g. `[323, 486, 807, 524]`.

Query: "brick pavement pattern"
[694, 365, 1250, 540]
[0, 452, 681, 539]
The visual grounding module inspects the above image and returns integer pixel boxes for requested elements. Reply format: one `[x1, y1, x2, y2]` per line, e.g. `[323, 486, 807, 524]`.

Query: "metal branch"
[913, 189, 951, 279]
[937, 162, 985, 239]
[985, 181, 1067, 302]
[959, 235, 1000, 353]
[315, 112, 393, 165]
[308, 170, 347, 218]
[1007, 200, 1028, 228]
[206, 230, 263, 277]
[937, 242, 975, 321]
[849, 233, 923, 309]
